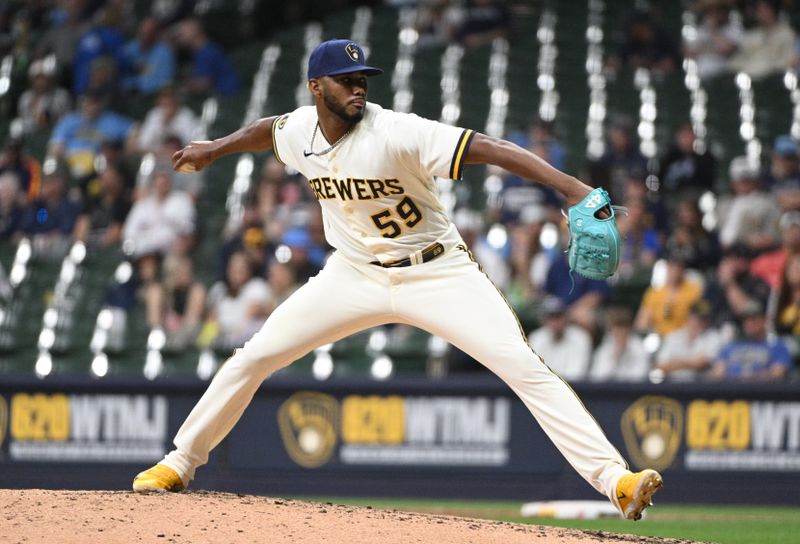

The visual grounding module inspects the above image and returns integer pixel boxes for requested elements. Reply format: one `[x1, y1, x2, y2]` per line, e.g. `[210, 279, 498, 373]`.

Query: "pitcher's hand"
[172, 140, 215, 173]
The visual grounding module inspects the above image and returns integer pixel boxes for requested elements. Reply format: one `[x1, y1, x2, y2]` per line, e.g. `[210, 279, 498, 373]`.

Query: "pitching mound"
[1, 489, 693, 544]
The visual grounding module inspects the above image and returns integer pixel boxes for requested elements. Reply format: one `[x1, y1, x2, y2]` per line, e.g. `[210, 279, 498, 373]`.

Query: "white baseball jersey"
[271, 103, 474, 263]
[156, 103, 633, 511]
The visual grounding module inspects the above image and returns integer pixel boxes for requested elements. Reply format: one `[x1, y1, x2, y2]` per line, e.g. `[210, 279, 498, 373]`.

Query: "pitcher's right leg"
[134, 254, 392, 490]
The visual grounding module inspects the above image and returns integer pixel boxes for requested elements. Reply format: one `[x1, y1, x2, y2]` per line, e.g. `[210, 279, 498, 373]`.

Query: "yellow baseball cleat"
[614, 469, 663, 521]
[132, 464, 185, 493]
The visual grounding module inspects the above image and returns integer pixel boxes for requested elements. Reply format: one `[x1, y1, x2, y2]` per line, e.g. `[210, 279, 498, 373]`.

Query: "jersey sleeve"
[270, 107, 312, 172]
[389, 113, 476, 180]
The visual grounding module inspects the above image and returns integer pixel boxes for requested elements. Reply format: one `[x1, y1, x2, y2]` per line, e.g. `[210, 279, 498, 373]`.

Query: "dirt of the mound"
[0, 489, 696, 544]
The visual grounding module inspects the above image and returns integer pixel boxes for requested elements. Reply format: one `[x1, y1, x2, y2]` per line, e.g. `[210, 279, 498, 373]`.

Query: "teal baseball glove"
[566, 187, 622, 280]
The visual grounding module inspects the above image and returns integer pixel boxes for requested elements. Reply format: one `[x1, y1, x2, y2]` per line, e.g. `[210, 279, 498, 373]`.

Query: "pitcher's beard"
[324, 94, 364, 124]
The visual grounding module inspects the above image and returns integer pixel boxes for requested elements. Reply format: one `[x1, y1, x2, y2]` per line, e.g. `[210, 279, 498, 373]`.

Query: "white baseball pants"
[162, 246, 629, 501]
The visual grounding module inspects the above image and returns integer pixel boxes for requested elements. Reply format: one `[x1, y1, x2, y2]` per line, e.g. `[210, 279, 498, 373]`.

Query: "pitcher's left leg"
[395, 252, 629, 502]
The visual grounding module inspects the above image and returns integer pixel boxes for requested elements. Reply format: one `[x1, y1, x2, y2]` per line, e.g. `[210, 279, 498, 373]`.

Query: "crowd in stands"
[0, 0, 798, 382]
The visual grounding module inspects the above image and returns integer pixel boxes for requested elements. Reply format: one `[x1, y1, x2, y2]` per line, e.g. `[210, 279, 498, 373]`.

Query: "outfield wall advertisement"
[0, 377, 798, 504]
[2, 393, 167, 462]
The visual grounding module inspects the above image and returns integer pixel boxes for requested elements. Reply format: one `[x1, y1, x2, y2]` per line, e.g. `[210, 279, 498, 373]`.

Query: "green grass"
[297, 498, 800, 544]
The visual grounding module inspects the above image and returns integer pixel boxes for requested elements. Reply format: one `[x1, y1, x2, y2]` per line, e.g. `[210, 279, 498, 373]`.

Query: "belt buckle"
[372, 242, 445, 268]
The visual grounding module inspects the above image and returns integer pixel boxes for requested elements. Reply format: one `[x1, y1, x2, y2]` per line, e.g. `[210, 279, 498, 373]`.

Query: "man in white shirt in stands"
[655, 300, 722, 381]
[122, 169, 195, 257]
[528, 296, 592, 381]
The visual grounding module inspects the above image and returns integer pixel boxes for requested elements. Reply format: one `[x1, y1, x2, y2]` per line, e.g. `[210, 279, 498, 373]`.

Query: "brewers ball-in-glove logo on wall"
[278, 392, 339, 468]
[345, 43, 360, 61]
[621, 396, 683, 471]
[279, 393, 510, 468]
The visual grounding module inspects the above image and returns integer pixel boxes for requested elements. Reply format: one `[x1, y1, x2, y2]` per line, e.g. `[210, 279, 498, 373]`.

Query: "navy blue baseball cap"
[307, 39, 383, 80]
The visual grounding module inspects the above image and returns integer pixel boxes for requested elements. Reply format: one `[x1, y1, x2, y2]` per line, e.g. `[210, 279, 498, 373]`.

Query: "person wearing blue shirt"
[48, 92, 135, 178]
[72, 23, 125, 96]
[122, 17, 176, 95]
[545, 250, 610, 332]
[18, 171, 81, 238]
[711, 301, 793, 381]
[177, 18, 241, 96]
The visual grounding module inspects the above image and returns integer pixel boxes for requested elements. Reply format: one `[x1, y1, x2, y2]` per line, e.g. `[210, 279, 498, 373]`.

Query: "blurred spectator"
[728, 0, 795, 80]
[766, 135, 800, 212]
[612, 11, 679, 75]
[611, 194, 662, 311]
[75, 139, 134, 202]
[590, 307, 649, 382]
[655, 300, 722, 381]
[770, 252, 800, 346]
[0, 172, 23, 239]
[415, 0, 462, 49]
[121, 17, 175, 95]
[658, 122, 717, 206]
[545, 246, 610, 333]
[508, 117, 567, 172]
[219, 216, 269, 279]
[752, 211, 800, 288]
[717, 155, 780, 251]
[505, 215, 550, 308]
[204, 251, 271, 350]
[616, 196, 661, 278]
[0, 138, 42, 202]
[151, 0, 196, 27]
[703, 242, 771, 335]
[71, 6, 125, 96]
[134, 88, 198, 154]
[711, 300, 792, 380]
[48, 91, 136, 179]
[452, 208, 509, 289]
[635, 251, 703, 337]
[528, 297, 592, 381]
[226, 157, 310, 242]
[497, 173, 561, 227]
[17, 59, 72, 134]
[587, 118, 648, 203]
[684, 0, 742, 80]
[176, 18, 241, 96]
[73, 164, 131, 248]
[0, 3, 22, 56]
[623, 176, 670, 233]
[664, 197, 721, 272]
[18, 168, 80, 256]
[279, 226, 325, 284]
[267, 260, 299, 308]
[147, 254, 206, 350]
[35, 0, 92, 82]
[85, 55, 127, 114]
[454, 0, 510, 48]
[122, 170, 195, 258]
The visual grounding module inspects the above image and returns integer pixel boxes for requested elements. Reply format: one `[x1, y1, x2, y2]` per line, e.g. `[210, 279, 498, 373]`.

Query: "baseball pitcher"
[133, 39, 661, 521]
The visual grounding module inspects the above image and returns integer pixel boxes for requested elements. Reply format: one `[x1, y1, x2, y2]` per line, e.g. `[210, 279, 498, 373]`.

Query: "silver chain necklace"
[306, 122, 353, 157]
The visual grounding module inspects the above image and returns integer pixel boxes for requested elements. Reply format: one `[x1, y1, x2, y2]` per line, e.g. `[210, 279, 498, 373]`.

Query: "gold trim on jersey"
[449, 129, 475, 180]
[272, 115, 287, 164]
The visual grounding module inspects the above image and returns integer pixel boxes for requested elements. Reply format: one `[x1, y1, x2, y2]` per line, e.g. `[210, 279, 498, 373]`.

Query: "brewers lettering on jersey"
[133, 39, 662, 520]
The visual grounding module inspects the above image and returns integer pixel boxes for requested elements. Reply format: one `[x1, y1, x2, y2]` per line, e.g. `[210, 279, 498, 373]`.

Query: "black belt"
[370, 242, 445, 268]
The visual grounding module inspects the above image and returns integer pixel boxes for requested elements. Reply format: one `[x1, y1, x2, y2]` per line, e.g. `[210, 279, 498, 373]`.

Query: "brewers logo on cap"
[345, 43, 360, 62]
[621, 396, 682, 471]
